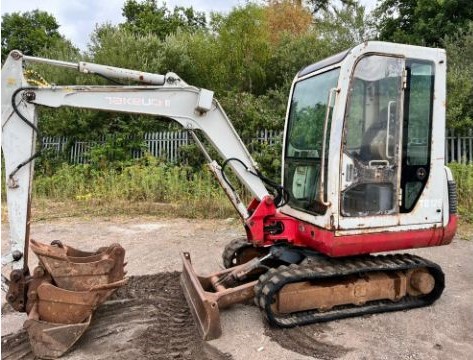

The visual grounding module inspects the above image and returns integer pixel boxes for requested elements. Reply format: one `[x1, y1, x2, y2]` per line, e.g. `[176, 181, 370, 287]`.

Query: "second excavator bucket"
[180, 252, 256, 341]
[22, 240, 127, 358]
[29, 239, 126, 290]
[32, 280, 126, 324]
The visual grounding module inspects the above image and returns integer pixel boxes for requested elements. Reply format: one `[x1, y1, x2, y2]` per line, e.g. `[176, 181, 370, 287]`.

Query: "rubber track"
[254, 253, 444, 328]
[222, 238, 251, 268]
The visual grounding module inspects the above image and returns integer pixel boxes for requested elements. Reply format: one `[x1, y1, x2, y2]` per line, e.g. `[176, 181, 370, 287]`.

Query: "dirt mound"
[1, 272, 232, 360]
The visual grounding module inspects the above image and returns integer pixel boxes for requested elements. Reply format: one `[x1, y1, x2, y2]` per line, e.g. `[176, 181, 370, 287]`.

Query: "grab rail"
[317, 87, 338, 207]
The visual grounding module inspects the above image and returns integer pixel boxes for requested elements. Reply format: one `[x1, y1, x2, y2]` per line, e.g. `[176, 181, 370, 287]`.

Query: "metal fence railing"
[139, 131, 190, 163]
[42, 128, 472, 165]
[446, 129, 473, 164]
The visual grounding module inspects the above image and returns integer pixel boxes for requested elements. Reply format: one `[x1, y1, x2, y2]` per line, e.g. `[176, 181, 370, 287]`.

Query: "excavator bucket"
[22, 240, 127, 358]
[29, 239, 126, 290]
[24, 318, 91, 359]
[180, 252, 256, 341]
[33, 280, 127, 324]
[24, 304, 92, 360]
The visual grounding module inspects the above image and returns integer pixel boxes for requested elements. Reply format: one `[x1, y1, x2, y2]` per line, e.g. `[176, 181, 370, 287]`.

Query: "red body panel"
[245, 196, 457, 257]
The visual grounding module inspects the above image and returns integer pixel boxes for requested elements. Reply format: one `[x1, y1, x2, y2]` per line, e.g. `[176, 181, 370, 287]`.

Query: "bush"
[449, 163, 473, 223]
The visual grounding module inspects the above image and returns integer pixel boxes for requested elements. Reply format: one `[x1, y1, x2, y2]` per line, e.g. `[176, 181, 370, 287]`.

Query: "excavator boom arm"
[1, 50, 269, 277]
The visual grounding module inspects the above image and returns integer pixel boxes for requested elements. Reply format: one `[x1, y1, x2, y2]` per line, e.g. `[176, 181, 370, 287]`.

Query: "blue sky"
[1, 0, 377, 50]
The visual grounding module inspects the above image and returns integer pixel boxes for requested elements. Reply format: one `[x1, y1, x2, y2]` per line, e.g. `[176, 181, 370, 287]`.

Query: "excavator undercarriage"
[181, 243, 445, 340]
[255, 254, 443, 327]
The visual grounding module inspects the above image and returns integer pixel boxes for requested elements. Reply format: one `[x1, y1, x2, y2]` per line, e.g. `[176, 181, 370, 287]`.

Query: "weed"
[449, 163, 473, 223]
[31, 162, 238, 219]
[2, 161, 472, 224]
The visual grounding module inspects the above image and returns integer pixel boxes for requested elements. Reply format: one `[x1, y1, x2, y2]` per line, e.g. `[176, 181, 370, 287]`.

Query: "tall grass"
[449, 163, 473, 223]
[2, 160, 472, 223]
[32, 160, 238, 219]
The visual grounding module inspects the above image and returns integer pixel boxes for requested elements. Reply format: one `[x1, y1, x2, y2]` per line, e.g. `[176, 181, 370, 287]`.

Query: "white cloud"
[1, 0, 125, 50]
[1, 0, 247, 50]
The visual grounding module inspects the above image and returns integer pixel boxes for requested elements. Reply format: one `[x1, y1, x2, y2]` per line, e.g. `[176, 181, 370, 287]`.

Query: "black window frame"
[400, 59, 435, 213]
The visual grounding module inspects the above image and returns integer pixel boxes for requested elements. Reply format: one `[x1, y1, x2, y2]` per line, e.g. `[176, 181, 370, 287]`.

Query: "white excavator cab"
[282, 42, 453, 236]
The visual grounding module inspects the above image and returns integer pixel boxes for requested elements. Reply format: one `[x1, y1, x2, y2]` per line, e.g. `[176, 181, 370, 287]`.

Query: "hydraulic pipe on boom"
[23, 55, 166, 85]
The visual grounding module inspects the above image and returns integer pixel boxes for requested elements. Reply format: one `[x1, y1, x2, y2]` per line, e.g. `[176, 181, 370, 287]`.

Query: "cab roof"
[297, 49, 350, 78]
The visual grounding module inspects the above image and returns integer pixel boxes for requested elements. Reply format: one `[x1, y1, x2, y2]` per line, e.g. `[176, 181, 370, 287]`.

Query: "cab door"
[338, 54, 405, 230]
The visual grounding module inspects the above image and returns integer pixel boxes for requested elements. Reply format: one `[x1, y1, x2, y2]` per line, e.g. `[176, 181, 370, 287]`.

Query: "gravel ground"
[2, 217, 473, 360]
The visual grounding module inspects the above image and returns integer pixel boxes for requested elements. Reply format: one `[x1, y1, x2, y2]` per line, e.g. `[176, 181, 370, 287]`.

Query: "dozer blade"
[180, 252, 256, 341]
[180, 252, 222, 340]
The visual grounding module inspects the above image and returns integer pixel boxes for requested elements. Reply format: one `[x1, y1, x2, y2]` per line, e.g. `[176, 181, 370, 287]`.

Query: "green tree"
[122, 0, 206, 39]
[266, 32, 332, 91]
[160, 30, 224, 91]
[1, 10, 66, 59]
[444, 23, 473, 131]
[374, 0, 473, 46]
[88, 24, 163, 73]
[315, 1, 373, 47]
[306, 0, 356, 13]
[215, 5, 272, 95]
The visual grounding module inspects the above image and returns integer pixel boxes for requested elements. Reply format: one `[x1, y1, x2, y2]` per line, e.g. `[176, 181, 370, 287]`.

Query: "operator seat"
[359, 106, 390, 163]
[343, 105, 396, 216]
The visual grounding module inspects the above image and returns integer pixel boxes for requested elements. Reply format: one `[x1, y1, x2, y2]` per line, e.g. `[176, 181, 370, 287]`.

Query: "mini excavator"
[1, 42, 457, 357]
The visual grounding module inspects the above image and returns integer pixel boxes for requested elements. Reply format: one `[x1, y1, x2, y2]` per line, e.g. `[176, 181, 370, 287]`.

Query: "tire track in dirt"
[265, 324, 352, 359]
[2, 272, 232, 360]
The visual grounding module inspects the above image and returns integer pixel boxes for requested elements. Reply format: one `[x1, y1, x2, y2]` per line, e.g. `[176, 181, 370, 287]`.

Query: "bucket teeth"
[23, 240, 127, 358]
